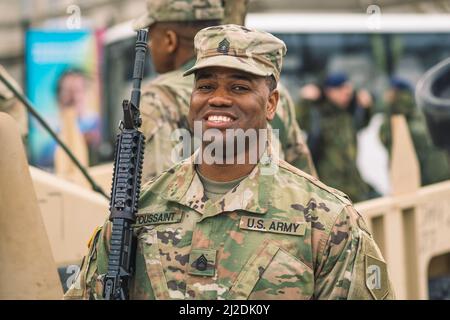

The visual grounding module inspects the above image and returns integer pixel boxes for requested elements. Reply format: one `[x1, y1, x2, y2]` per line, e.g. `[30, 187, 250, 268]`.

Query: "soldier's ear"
[266, 89, 279, 121]
[165, 29, 178, 54]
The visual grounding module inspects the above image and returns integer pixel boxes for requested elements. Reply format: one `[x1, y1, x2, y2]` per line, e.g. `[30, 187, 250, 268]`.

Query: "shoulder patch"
[365, 254, 389, 300]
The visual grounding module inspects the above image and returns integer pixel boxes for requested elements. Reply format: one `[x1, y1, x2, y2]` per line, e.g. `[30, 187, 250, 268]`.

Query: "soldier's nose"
[208, 95, 233, 108]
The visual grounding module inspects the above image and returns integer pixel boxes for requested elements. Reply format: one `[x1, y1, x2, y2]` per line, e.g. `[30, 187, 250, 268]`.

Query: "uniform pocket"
[227, 240, 314, 300]
[140, 228, 171, 300]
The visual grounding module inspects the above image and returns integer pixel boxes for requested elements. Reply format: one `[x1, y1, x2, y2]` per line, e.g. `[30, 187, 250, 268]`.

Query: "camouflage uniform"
[134, 0, 315, 183]
[0, 65, 28, 139]
[297, 95, 373, 203]
[380, 90, 450, 185]
[65, 24, 393, 300]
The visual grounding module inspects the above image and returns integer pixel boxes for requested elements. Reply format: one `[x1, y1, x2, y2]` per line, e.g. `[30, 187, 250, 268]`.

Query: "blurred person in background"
[54, 69, 100, 180]
[296, 72, 376, 202]
[380, 77, 450, 186]
[56, 70, 101, 156]
[135, 0, 316, 183]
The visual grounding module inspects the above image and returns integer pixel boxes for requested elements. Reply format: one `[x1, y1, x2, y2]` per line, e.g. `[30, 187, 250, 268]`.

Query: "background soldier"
[65, 24, 394, 300]
[134, 0, 315, 183]
[297, 73, 375, 202]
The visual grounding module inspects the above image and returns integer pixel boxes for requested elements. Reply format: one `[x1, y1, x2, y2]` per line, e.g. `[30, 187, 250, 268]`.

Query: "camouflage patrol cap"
[133, 0, 224, 30]
[183, 24, 287, 81]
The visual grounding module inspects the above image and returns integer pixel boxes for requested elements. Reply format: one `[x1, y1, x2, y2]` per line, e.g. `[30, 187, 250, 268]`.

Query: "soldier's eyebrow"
[195, 72, 215, 81]
[229, 74, 254, 83]
[195, 71, 255, 83]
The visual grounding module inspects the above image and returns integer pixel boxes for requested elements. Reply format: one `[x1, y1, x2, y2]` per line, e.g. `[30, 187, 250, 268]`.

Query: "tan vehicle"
[1, 13, 450, 300]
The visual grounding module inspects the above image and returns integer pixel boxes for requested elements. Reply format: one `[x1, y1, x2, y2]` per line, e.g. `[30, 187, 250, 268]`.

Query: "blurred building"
[250, 0, 450, 13]
[0, 0, 146, 84]
[2, 0, 450, 86]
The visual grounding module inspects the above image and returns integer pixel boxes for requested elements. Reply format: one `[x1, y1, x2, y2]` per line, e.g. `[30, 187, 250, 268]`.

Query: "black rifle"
[102, 29, 147, 300]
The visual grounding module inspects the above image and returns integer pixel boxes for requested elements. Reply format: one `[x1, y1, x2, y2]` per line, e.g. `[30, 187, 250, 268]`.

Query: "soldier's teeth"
[208, 115, 232, 122]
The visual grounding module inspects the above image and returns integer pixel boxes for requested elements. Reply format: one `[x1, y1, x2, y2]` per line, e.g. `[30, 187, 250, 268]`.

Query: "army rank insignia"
[188, 249, 217, 277]
[217, 38, 230, 54]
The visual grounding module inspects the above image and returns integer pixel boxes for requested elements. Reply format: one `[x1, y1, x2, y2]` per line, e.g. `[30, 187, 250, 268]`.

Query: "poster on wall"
[26, 30, 102, 170]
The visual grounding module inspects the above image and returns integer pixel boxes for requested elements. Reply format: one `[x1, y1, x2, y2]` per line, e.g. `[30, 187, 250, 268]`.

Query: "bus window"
[391, 33, 450, 85]
[100, 28, 450, 163]
[274, 33, 386, 104]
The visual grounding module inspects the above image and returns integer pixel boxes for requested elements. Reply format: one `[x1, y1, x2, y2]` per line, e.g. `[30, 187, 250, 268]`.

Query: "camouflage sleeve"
[295, 99, 313, 133]
[277, 85, 317, 177]
[354, 103, 373, 131]
[314, 205, 395, 300]
[140, 86, 180, 183]
[379, 117, 392, 152]
[63, 222, 110, 300]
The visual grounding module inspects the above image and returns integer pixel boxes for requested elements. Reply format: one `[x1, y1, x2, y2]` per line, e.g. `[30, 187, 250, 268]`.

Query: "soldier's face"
[325, 82, 354, 109]
[189, 67, 278, 135]
[58, 74, 86, 110]
[384, 88, 396, 105]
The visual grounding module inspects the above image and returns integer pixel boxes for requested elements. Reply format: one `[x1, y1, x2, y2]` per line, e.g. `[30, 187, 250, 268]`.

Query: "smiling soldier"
[132, 0, 315, 183]
[65, 24, 394, 300]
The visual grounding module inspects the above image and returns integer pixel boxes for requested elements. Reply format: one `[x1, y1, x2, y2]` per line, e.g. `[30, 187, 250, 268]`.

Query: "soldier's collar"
[160, 148, 277, 218]
[153, 58, 196, 84]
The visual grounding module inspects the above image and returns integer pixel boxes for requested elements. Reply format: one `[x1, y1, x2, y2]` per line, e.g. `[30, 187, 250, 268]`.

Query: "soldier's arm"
[314, 205, 395, 300]
[353, 90, 374, 130]
[296, 99, 324, 166]
[379, 119, 392, 151]
[296, 98, 315, 134]
[277, 85, 317, 176]
[355, 106, 373, 131]
[140, 87, 180, 182]
[63, 221, 111, 300]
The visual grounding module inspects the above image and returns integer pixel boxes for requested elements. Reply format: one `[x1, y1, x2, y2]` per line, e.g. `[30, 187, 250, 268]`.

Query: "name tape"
[133, 211, 183, 227]
[239, 216, 306, 236]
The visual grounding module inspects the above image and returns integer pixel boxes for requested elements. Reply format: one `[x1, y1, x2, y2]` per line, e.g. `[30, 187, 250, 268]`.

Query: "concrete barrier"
[356, 180, 450, 299]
